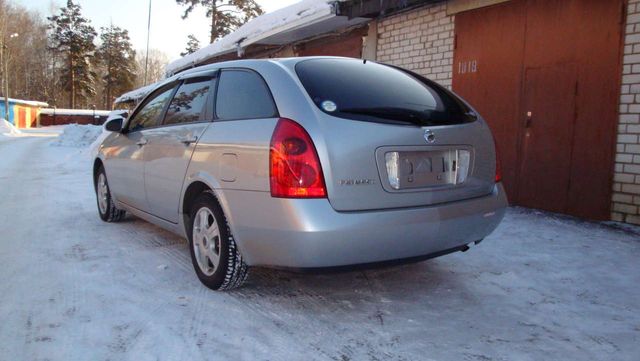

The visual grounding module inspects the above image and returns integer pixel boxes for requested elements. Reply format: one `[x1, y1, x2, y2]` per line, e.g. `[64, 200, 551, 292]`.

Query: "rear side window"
[128, 85, 176, 132]
[163, 77, 213, 125]
[215, 69, 277, 120]
[295, 59, 475, 126]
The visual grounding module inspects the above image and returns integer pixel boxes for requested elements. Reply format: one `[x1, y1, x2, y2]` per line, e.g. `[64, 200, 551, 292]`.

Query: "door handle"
[178, 135, 198, 145]
[136, 138, 148, 146]
[525, 111, 533, 128]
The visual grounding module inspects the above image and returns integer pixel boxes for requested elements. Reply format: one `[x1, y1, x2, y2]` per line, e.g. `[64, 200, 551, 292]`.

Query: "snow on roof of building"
[0, 97, 48, 107]
[117, 1, 369, 104]
[114, 82, 160, 104]
[165, 0, 367, 76]
[40, 108, 112, 116]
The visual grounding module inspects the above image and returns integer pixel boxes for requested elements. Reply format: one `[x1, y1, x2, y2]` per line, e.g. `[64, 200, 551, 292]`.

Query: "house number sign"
[458, 60, 478, 74]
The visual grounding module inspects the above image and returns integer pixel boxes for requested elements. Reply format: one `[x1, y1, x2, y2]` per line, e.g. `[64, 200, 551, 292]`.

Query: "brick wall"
[376, 3, 454, 89]
[613, 0, 640, 225]
[377, 0, 637, 224]
[39, 114, 108, 127]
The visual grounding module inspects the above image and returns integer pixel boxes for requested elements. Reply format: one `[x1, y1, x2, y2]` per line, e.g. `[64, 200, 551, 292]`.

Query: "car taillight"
[270, 118, 327, 198]
[494, 137, 502, 183]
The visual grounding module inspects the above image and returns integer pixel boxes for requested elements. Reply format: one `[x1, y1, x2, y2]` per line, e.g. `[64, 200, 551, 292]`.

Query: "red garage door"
[453, 0, 623, 220]
[17, 108, 26, 129]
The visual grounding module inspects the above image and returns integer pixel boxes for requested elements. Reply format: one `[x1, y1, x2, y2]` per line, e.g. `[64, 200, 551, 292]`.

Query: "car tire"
[95, 165, 126, 222]
[188, 191, 249, 290]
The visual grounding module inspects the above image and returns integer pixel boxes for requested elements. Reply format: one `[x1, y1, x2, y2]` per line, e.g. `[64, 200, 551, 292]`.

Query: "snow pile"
[166, 0, 336, 75]
[0, 118, 21, 136]
[50, 124, 103, 147]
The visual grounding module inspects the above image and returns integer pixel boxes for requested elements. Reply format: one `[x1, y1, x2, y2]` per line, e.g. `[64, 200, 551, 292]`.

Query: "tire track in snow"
[181, 285, 214, 360]
[229, 269, 407, 361]
[1, 137, 90, 360]
[118, 221, 191, 271]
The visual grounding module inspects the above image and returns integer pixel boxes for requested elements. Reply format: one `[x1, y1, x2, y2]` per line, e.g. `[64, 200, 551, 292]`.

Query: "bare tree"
[134, 48, 169, 88]
[1, 1, 54, 106]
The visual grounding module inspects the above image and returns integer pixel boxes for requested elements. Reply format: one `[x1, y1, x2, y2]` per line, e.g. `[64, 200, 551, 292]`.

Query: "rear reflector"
[494, 138, 502, 183]
[270, 118, 327, 198]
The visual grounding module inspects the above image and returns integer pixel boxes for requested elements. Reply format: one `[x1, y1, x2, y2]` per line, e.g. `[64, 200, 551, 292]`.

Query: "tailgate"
[320, 116, 497, 212]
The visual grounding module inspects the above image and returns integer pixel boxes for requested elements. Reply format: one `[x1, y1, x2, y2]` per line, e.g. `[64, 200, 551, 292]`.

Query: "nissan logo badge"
[424, 129, 436, 143]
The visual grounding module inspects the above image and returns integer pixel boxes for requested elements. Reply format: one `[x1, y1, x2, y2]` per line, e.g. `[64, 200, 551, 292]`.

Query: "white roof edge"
[40, 108, 111, 116]
[114, 81, 161, 104]
[240, 11, 335, 49]
[0, 97, 48, 107]
[165, 0, 339, 76]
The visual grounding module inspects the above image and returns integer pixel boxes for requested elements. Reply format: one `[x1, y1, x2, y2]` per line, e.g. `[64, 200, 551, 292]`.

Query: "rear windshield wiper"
[338, 107, 437, 126]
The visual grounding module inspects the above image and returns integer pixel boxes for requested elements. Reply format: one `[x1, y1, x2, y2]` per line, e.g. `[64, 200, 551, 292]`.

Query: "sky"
[19, 0, 302, 61]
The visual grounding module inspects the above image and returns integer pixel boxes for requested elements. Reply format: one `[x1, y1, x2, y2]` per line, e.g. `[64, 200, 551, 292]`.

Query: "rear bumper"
[222, 184, 508, 268]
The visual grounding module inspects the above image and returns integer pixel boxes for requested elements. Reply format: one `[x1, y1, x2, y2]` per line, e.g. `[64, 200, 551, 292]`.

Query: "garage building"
[163, 0, 639, 224]
[0, 97, 48, 128]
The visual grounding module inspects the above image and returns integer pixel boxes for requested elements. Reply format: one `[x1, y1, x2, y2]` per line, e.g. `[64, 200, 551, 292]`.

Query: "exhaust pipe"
[461, 239, 484, 253]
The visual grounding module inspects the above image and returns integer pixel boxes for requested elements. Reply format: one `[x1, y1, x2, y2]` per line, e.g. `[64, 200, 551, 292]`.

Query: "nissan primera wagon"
[94, 57, 507, 290]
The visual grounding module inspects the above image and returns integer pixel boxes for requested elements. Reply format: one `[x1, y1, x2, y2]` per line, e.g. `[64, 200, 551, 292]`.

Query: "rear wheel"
[188, 191, 248, 290]
[95, 165, 126, 222]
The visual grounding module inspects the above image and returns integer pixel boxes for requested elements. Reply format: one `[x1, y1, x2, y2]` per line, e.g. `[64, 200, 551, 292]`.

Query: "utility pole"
[144, 0, 152, 86]
[0, 35, 5, 120]
[1, 33, 18, 121]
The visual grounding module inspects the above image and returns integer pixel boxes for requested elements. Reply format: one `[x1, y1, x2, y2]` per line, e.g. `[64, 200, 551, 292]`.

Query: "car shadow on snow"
[116, 214, 470, 305]
[234, 259, 461, 306]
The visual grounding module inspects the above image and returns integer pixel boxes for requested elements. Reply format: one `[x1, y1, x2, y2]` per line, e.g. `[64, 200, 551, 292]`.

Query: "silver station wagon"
[94, 57, 507, 290]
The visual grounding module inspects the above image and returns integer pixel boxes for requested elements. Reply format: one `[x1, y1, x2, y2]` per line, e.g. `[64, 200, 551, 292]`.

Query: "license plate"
[384, 149, 470, 190]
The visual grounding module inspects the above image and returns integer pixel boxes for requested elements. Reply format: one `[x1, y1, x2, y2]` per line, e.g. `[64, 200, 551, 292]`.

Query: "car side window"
[215, 69, 277, 120]
[127, 85, 176, 132]
[163, 77, 213, 125]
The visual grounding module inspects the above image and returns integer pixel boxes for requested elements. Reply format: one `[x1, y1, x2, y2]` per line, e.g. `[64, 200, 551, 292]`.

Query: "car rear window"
[295, 58, 476, 126]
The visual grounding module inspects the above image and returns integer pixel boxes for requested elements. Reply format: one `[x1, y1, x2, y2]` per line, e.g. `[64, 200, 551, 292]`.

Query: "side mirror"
[105, 117, 124, 132]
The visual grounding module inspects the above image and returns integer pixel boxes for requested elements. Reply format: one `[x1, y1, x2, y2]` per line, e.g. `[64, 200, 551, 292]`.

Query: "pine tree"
[176, 0, 264, 44]
[181, 34, 201, 57]
[48, 0, 97, 109]
[96, 25, 137, 109]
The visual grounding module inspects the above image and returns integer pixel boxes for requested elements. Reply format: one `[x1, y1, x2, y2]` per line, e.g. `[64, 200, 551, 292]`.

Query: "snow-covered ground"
[0, 118, 22, 138]
[0, 128, 639, 361]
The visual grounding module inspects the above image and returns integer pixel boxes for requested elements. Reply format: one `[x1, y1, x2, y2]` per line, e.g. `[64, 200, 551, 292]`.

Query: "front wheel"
[95, 165, 126, 222]
[188, 191, 248, 290]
